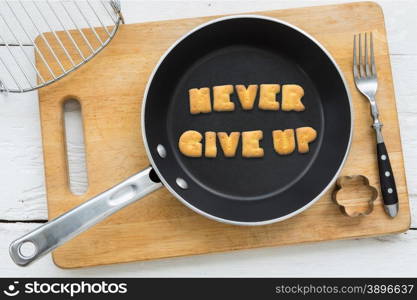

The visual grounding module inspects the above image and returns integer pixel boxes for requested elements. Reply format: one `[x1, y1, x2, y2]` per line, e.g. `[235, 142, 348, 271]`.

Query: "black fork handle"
[376, 141, 399, 215]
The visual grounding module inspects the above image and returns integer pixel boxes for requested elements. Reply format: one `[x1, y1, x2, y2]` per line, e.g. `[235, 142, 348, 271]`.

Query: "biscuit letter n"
[213, 85, 235, 112]
[179, 130, 203, 157]
[259, 84, 280, 110]
[282, 84, 305, 111]
[296, 127, 317, 154]
[242, 130, 264, 158]
[217, 132, 240, 157]
[272, 129, 295, 155]
[235, 84, 258, 110]
[189, 88, 212, 114]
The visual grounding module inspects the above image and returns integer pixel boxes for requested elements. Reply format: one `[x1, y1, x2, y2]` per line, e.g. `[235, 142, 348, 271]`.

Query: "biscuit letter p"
[296, 127, 317, 154]
[179, 130, 203, 157]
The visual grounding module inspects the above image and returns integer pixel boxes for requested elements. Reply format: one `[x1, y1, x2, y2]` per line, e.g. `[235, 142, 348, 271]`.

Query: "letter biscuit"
[213, 85, 235, 112]
[204, 131, 217, 158]
[282, 84, 305, 111]
[217, 132, 240, 157]
[259, 84, 280, 110]
[272, 129, 296, 155]
[189, 88, 212, 114]
[242, 130, 264, 158]
[235, 84, 258, 110]
[296, 127, 317, 153]
[179, 130, 203, 157]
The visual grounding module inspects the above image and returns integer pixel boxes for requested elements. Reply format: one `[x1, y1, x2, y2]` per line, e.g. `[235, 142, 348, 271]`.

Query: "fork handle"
[376, 141, 399, 216]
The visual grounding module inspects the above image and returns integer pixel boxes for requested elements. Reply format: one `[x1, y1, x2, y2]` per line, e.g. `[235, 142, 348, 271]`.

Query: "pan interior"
[167, 45, 324, 200]
[144, 17, 351, 223]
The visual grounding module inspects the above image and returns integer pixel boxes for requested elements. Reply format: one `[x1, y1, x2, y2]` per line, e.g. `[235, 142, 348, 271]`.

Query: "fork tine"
[358, 33, 365, 77]
[365, 32, 372, 77]
[370, 32, 376, 75]
[353, 34, 359, 78]
[358, 34, 362, 68]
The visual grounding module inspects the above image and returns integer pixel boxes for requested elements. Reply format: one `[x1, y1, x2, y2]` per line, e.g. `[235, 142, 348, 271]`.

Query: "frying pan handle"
[9, 167, 162, 266]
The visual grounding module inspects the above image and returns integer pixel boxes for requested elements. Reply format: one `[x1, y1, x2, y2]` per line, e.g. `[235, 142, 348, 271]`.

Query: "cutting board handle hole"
[63, 98, 89, 195]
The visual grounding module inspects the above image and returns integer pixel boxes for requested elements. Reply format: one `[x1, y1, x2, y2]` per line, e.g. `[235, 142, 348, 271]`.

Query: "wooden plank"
[0, 91, 47, 221]
[35, 2, 410, 268]
[1, 0, 416, 278]
[1, 0, 416, 224]
[1, 223, 417, 277]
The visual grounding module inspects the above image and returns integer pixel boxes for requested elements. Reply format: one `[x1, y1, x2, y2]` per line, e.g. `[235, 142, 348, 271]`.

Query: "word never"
[189, 84, 305, 114]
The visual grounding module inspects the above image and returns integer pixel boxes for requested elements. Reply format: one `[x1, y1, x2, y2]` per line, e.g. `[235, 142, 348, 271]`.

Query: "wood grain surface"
[36, 1, 410, 268]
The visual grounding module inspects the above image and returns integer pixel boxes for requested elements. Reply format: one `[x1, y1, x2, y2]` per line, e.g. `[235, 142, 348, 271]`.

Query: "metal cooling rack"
[0, 0, 124, 93]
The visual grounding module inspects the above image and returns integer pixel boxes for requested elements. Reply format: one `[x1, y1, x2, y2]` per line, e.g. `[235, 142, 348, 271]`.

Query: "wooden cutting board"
[37, 1, 410, 268]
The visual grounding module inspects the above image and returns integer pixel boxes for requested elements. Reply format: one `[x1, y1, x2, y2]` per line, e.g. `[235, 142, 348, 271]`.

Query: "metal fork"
[353, 32, 398, 217]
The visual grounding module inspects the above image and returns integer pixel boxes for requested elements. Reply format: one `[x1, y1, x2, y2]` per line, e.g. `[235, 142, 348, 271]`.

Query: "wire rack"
[0, 0, 124, 93]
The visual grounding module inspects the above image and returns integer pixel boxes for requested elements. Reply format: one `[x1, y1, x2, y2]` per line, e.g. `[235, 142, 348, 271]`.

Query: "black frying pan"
[10, 15, 352, 266]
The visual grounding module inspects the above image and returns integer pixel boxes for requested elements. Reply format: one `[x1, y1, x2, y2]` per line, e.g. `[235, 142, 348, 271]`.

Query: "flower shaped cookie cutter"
[332, 175, 378, 217]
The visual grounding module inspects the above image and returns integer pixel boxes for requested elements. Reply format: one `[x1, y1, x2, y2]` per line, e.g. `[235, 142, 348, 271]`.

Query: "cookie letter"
[259, 84, 280, 110]
[272, 129, 295, 155]
[242, 130, 264, 158]
[235, 84, 258, 110]
[179, 130, 202, 157]
[296, 127, 317, 153]
[282, 84, 305, 111]
[204, 131, 217, 158]
[189, 88, 212, 114]
[213, 85, 235, 111]
[217, 132, 240, 157]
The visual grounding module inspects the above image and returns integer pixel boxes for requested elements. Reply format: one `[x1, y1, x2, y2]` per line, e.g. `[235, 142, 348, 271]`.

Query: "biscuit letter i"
[204, 131, 217, 158]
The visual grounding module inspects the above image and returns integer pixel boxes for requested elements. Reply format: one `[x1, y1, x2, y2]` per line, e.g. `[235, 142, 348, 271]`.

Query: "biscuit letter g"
[189, 88, 212, 114]
[179, 130, 203, 157]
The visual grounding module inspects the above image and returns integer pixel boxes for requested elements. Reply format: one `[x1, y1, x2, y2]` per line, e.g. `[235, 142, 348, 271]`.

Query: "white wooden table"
[1, 0, 416, 277]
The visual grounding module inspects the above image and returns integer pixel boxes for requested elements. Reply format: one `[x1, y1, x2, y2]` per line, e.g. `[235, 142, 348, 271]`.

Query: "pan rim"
[141, 14, 354, 226]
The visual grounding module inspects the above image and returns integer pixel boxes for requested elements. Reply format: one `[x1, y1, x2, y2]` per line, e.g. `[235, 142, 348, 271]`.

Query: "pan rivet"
[176, 178, 188, 189]
[157, 144, 167, 158]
